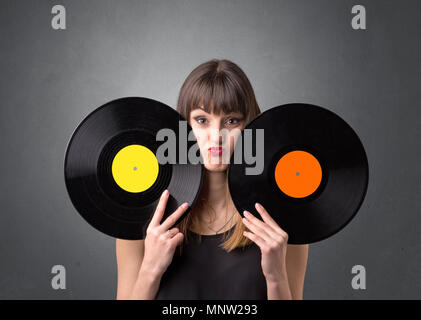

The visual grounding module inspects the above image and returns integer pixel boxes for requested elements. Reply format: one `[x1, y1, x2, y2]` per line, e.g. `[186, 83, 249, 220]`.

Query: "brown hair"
[175, 59, 261, 253]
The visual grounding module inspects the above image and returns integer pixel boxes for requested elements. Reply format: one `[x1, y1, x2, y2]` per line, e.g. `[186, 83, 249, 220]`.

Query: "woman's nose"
[208, 124, 223, 145]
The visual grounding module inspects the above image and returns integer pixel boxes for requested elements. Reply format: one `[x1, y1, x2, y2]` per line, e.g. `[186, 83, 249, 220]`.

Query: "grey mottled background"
[0, 0, 420, 299]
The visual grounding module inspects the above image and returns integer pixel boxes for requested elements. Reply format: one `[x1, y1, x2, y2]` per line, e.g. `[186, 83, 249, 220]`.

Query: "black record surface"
[228, 103, 369, 244]
[64, 97, 203, 239]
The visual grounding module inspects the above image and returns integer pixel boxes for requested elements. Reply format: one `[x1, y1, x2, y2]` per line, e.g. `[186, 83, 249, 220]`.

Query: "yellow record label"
[111, 144, 159, 193]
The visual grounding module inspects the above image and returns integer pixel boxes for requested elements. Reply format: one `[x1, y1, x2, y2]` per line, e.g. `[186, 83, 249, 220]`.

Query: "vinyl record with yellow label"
[64, 97, 203, 239]
[228, 103, 369, 244]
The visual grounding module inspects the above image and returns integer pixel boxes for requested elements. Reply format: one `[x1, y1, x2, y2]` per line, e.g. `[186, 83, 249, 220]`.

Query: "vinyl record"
[64, 97, 203, 239]
[228, 103, 369, 244]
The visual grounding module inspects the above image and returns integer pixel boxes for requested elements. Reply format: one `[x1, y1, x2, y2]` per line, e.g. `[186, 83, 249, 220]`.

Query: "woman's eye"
[195, 117, 207, 124]
[226, 118, 241, 125]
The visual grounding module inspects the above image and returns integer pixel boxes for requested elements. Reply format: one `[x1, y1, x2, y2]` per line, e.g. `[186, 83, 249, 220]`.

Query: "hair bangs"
[187, 74, 247, 118]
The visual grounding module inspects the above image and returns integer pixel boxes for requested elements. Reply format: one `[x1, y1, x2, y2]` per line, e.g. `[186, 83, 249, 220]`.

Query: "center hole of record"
[111, 144, 159, 193]
[274, 150, 322, 198]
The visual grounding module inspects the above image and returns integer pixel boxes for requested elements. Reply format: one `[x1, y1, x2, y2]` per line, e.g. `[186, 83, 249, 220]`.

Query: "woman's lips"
[208, 146, 223, 155]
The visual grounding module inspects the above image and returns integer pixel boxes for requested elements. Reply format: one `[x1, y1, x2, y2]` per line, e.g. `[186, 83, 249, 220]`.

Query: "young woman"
[116, 59, 309, 300]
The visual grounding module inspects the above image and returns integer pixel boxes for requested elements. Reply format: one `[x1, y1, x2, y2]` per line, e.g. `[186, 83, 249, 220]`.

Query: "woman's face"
[189, 106, 245, 172]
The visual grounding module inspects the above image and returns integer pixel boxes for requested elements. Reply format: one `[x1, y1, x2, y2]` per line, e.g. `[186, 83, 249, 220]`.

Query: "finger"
[159, 202, 189, 231]
[150, 190, 170, 227]
[169, 232, 184, 248]
[166, 227, 179, 239]
[255, 203, 288, 237]
[243, 210, 280, 240]
[243, 231, 267, 250]
[242, 214, 272, 243]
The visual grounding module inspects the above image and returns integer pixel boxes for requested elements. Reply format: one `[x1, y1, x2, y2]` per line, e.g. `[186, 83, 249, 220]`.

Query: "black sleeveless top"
[155, 226, 267, 300]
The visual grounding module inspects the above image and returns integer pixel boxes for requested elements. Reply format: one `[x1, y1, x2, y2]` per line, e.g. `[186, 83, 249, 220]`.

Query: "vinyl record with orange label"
[228, 103, 369, 244]
[64, 97, 203, 239]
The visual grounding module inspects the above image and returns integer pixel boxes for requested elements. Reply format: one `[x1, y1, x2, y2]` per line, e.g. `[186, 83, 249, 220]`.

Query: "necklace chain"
[199, 192, 235, 234]
[204, 212, 235, 234]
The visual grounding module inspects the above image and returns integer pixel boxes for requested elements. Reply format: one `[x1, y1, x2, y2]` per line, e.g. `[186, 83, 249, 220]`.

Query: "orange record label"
[274, 150, 322, 198]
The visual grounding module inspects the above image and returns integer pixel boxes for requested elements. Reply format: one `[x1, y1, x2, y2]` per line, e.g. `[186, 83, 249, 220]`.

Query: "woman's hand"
[140, 189, 189, 279]
[242, 202, 289, 283]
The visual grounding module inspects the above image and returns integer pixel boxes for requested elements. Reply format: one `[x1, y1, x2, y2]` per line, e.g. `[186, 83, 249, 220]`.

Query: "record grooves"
[228, 103, 369, 244]
[65, 98, 368, 244]
[64, 97, 203, 240]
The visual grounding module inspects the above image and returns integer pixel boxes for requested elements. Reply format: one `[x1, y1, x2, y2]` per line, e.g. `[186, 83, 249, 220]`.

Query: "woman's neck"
[191, 169, 238, 234]
[201, 169, 228, 210]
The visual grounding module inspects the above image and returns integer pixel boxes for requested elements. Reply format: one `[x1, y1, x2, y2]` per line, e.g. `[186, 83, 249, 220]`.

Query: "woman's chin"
[202, 152, 232, 172]
[204, 162, 229, 172]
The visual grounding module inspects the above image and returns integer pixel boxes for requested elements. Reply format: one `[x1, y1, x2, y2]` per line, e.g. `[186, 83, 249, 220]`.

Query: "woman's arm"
[115, 239, 162, 300]
[116, 190, 188, 300]
[285, 244, 309, 299]
[266, 244, 308, 300]
[242, 204, 309, 300]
